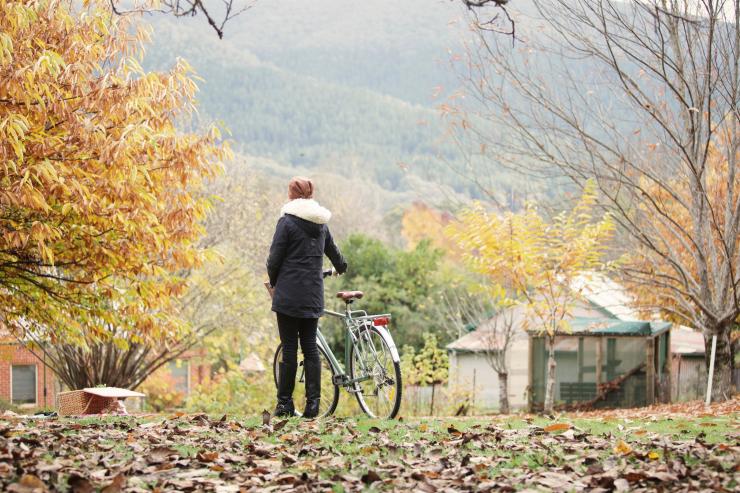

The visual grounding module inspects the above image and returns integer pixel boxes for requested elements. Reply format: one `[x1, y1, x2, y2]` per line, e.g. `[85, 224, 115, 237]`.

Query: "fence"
[403, 384, 474, 416]
[672, 356, 706, 402]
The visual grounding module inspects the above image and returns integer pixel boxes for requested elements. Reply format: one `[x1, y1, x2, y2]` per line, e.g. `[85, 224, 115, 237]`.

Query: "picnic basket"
[56, 387, 145, 416]
[57, 391, 110, 415]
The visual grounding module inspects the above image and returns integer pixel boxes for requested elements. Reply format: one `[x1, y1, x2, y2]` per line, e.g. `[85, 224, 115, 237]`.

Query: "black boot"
[274, 361, 297, 417]
[303, 357, 321, 419]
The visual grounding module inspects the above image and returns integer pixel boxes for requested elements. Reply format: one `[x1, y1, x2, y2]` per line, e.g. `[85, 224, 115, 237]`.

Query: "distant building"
[0, 330, 57, 409]
[239, 352, 267, 375]
[446, 274, 705, 411]
[670, 326, 706, 401]
[0, 328, 210, 410]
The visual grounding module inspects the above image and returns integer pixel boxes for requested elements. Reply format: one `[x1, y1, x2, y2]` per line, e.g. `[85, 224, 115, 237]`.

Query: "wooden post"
[527, 335, 535, 411]
[675, 355, 682, 402]
[595, 337, 603, 390]
[664, 331, 672, 403]
[645, 336, 655, 405]
[577, 337, 584, 383]
[705, 334, 717, 406]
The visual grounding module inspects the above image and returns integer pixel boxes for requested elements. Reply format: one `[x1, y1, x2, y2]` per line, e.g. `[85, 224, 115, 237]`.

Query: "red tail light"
[373, 317, 390, 327]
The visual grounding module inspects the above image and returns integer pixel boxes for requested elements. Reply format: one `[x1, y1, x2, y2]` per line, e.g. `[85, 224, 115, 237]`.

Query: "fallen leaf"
[100, 475, 126, 493]
[361, 470, 382, 484]
[613, 439, 633, 456]
[197, 451, 219, 462]
[7, 475, 48, 493]
[543, 423, 571, 433]
[614, 478, 630, 491]
[67, 475, 94, 493]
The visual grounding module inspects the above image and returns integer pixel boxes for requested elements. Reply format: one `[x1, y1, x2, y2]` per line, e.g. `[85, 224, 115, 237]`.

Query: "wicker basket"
[56, 387, 145, 416]
[57, 391, 113, 416]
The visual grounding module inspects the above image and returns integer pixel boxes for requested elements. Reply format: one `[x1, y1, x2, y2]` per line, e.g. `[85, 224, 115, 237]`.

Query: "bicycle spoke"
[351, 328, 400, 419]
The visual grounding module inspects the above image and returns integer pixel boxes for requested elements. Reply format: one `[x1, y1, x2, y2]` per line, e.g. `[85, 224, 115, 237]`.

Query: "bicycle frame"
[317, 305, 400, 388]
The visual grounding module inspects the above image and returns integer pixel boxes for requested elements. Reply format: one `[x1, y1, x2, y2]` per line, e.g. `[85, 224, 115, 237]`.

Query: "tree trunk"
[544, 335, 557, 413]
[498, 371, 510, 414]
[704, 328, 734, 402]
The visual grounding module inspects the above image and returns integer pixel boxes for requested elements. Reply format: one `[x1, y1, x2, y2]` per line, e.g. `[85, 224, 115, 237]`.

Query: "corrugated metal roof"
[561, 317, 671, 336]
[671, 326, 705, 355]
[446, 300, 607, 352]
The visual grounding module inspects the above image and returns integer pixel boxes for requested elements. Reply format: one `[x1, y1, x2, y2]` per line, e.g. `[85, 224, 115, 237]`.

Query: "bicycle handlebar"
[323, 268, 339, 279]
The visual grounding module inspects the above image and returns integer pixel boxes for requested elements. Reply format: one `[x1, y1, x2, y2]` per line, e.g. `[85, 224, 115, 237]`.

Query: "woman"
[266, 177, 347, 418]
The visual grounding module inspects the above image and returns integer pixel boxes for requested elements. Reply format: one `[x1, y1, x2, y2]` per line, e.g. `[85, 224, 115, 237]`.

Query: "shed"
[670, 326, 706, 401]
[446, 301, 609, 411]
[528, 318, 672, 409]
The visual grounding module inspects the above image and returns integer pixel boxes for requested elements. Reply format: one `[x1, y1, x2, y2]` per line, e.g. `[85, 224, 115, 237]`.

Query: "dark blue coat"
[266, 213, 347, 318]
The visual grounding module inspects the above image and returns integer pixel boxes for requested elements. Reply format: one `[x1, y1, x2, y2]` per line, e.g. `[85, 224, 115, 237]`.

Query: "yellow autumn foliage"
[0, 1, 229, 343]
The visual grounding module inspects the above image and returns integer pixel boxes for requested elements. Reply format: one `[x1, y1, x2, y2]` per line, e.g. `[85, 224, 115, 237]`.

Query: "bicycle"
[269, 269, 402, 419]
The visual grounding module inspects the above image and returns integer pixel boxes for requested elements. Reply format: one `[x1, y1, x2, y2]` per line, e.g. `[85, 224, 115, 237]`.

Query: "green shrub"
[0, 398, 19, 414]
[186, 366, 274, 415]
[139, 368, 186, 412]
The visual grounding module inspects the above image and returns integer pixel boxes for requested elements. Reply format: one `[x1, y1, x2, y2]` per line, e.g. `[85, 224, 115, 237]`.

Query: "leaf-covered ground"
[1, 399, 738, 492]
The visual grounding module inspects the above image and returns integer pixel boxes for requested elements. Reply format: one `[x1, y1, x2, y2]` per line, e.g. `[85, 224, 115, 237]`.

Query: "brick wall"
[0, 343, 58, 408]
[0, 342, 213, 409]
[176, 347, 211, 393]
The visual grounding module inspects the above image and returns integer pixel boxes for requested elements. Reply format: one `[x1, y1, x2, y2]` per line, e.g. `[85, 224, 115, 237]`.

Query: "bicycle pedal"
[332, 375, 346, 385]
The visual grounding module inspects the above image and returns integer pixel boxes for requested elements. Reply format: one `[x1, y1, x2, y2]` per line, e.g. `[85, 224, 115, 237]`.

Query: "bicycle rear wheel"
[273, 344, 339, 418]
[349, 325, 402, 419]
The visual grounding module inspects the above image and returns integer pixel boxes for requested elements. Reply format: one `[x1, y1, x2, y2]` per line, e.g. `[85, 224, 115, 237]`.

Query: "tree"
[109, 0, 255, 38]
[41, 326, 200, 390]
[448, 184, 614, 412]
[413, 333, 449, 416]
[1, 1, 227, 345]
[454, 0, 740, 402]
[327, 234, 445, 349]
[401, 202, 459, 254]
[402, 201, 521, 413]
[439, 284, 518, 413]
[177, 164, 279, 372]
[459, 0, 516, 37]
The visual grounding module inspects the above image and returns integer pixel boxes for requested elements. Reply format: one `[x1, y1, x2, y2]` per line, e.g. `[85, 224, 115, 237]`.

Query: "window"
[168, 359, 190, 395]
[12, 365, 36, 405]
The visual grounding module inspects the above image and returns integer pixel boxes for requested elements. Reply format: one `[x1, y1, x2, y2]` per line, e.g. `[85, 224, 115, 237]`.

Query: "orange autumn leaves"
[0, 1, 228, 342]
[625, 132, 740, 327]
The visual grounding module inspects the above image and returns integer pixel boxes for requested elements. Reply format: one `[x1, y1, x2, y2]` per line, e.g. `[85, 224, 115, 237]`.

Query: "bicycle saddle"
[336, 291, 364, 301]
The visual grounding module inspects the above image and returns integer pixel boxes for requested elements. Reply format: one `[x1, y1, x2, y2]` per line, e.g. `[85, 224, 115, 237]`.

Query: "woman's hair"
[288, 176, 314, 200]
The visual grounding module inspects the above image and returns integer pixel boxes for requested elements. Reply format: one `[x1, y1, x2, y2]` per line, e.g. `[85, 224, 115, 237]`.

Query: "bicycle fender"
[372, 325, 400, 363]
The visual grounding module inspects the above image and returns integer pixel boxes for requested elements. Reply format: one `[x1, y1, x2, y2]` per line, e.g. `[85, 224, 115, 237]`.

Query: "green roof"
[537, 317, 672, 336]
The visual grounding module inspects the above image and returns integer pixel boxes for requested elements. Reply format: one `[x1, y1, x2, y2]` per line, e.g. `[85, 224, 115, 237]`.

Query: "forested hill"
[142, 0, 544, 204]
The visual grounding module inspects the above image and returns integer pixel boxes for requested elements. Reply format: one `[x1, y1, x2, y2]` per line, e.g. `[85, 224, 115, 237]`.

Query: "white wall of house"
[448, 337, 530, 411]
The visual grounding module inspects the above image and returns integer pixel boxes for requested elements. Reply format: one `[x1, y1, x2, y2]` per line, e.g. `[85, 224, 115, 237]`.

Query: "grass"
[5, 410, 736, 491]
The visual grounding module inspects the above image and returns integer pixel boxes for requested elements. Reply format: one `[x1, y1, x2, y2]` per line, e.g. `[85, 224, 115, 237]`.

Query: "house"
[0, 327, 210, 410]
[239, 352, 266, 376]
[447, 295, 627, 410]
[447, 274, 688, 411]
[0, 330, 58, 409]
[528, 318, 672, 409]
[163, 347, 211, 397]
[670, 326, 707, 401]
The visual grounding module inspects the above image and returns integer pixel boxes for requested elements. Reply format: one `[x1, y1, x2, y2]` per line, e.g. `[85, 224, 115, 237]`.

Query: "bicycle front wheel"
[273, 344, 339, 418]
[349, 325, 402, 419]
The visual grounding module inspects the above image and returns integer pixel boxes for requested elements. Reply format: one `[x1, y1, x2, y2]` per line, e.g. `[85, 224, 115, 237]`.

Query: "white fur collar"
[280, 199, 332, 225]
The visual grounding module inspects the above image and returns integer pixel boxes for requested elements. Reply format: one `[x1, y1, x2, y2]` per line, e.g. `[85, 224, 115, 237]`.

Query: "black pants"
[277, 313, 319, 365]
